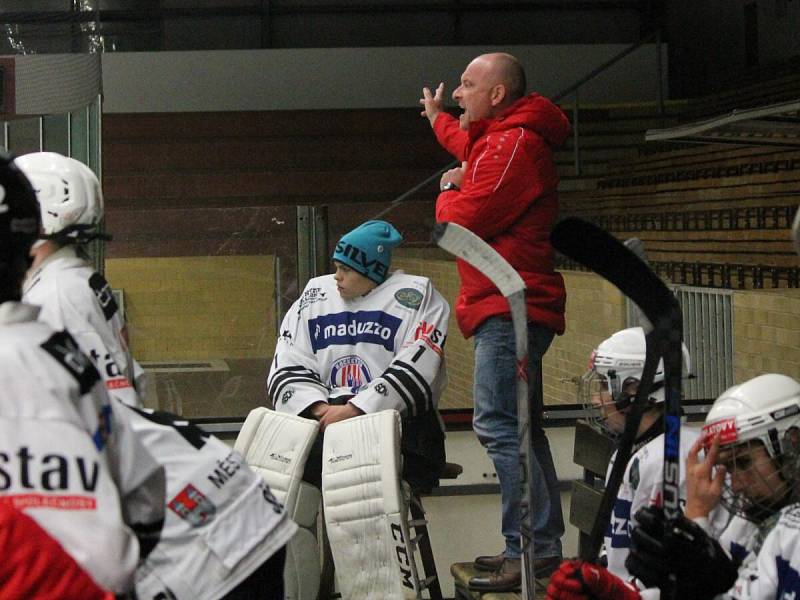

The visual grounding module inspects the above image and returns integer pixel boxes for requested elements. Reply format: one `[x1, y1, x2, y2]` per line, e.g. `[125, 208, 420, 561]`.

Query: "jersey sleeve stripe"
[381, 375, 415, 415]
[268, 370, 327, 399]
[384, 367, 429, 414]
[393, 360, 433, 406]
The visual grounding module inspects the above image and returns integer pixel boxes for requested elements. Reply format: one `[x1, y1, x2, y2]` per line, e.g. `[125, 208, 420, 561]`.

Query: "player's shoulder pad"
[40, 330, 101, 394]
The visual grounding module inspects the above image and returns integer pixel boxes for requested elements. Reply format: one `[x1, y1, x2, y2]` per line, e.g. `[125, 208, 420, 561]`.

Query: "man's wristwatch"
[440, 182, 460, 192]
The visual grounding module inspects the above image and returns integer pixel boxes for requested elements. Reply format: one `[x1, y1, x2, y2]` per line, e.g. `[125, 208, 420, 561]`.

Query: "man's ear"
[490, 83, 507, 107]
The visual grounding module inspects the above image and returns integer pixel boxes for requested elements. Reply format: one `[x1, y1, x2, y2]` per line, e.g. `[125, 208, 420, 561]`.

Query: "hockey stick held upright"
[433, 221, 538, 599]
[551, 218, 684, 574]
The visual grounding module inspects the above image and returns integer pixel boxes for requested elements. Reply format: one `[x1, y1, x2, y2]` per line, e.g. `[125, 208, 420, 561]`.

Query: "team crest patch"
[395, 288, 423, 309]
[169, 484, 216, 527]
[330, 355, 372, 392]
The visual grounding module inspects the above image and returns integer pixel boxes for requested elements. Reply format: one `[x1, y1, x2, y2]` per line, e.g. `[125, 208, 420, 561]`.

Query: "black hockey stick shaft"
[432, 222, 538, 599]
[552, 218, 683, 569]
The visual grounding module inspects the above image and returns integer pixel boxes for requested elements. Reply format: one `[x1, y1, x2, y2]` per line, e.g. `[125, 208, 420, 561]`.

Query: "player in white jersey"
[0, 150, 165, 594]
[553, 375, 800, 600]
[626, 374, 800, 600]
[546, 327, 702, 600]
[123, 407, 297, 600]
[15, 152, 140, 408]
[268, 219, 449, 489]
[582, 328, 696, 582]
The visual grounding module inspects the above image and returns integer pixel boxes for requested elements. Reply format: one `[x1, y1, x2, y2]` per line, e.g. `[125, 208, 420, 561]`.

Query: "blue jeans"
[473, 317, 564, 559]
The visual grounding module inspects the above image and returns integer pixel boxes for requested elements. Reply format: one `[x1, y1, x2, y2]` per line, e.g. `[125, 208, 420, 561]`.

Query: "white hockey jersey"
[722, 504, 800, 599]
[0, 302, 165, 593]
[605, 426, 704, 581]
[268, 271, 449, 417]
[124, 406, 298, 600]
[23, 245, 140, 408]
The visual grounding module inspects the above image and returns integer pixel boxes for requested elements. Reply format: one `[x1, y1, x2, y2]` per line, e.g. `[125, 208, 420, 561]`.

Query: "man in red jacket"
[421, 52, 569, 592]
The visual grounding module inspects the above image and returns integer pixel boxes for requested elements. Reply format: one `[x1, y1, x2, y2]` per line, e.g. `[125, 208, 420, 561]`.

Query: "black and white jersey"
[23, 245, 139, 408]
[0, 302, 165, 594]
[605, 427, 702, 582]
[268, 271, 449, 416]
[124, 407, 297, 600]
[723, 504, 800, 599]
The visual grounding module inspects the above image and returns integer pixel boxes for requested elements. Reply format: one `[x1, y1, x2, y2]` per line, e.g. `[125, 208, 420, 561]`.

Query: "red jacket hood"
[469, 93, 571, 148]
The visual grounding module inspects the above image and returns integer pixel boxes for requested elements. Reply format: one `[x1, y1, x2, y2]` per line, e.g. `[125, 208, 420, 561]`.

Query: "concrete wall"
[100, 44, 668, 113]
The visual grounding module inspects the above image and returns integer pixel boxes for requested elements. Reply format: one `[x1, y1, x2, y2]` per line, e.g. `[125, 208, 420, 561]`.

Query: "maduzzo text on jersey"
[308, 310, 402, 352]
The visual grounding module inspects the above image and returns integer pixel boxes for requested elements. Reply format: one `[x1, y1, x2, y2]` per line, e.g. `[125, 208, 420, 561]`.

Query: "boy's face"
[718, 441, 784, 503]
[589, 375, 639, 434]
[333, 261, 376, 300]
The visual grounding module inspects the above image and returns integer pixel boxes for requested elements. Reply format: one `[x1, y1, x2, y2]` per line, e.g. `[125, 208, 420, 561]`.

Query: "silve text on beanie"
[332, 220, 403, 284]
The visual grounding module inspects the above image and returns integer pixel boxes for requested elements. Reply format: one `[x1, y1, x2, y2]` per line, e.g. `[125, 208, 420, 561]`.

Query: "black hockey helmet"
[0, 150, 40, 303]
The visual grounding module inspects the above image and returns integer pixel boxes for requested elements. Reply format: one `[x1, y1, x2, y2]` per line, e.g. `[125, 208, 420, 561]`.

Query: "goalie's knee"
[322, 410, 423, 599]
[235, 408, 322, 600]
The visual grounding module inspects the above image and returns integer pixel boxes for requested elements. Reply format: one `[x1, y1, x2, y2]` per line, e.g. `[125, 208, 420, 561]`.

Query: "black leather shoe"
[473, 552, 505, 572]
[468, 558, 521, 592]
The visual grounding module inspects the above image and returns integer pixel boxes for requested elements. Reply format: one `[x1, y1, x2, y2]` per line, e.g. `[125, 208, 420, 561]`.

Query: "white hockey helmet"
[13, 152, 103, 242]
[702, 374, 800, 520]
[580, 327, 691, 435]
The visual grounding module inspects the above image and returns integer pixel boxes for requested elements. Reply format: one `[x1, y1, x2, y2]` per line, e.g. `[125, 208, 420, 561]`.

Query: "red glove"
[546, 560, 641, 600]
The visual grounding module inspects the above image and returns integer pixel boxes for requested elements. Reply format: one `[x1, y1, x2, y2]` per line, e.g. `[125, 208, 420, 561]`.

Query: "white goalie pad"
[322, 410, 421, 600]
[234, 408, 321, 600]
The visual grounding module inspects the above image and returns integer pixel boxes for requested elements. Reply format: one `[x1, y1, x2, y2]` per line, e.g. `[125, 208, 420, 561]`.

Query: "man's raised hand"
[420, 82, 445, 126]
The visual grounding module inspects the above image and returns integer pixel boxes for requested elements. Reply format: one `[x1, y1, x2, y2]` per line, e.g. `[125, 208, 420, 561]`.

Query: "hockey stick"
[623, 237, 653, 332]
[432, 221, 539, 599]
[551, 218, 684, 579]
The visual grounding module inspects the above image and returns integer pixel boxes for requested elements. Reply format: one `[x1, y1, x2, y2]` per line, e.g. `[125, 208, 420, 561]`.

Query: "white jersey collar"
[23, 245, 86, 295]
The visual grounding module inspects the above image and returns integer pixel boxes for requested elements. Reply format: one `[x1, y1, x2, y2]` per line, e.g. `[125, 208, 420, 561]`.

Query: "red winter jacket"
[0, 503, 114, 600]
[434, 93, 569, 338]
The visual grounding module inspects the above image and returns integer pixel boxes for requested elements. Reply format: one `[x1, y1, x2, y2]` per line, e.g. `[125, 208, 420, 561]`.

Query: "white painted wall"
[101, 44, 668, 113]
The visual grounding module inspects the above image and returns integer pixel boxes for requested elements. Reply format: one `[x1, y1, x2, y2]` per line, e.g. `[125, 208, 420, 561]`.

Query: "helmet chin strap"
[40, 224, 112, 246]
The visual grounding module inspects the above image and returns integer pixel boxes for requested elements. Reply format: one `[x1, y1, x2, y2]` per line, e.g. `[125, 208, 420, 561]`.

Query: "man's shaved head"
[481, 53, 527, 101]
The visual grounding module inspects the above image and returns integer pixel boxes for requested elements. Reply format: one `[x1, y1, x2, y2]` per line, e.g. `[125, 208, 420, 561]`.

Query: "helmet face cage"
[579, 366, 640, 439]
[717, 435, 800, 522]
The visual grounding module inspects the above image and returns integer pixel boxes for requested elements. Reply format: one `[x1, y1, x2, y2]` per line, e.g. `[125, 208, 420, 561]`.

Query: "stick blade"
[551, 218, 675, 325]
[433, 222, 525, 297]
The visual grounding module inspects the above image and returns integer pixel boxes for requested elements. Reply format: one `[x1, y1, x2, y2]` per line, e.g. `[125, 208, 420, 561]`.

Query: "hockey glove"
[546, 559, 641, 600]
[626, 506, 739, 600]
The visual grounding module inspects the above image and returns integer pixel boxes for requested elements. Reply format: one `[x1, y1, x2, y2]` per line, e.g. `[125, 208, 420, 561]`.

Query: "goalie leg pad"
[322, 410, 422, 600]
[235, 408, 321, 600]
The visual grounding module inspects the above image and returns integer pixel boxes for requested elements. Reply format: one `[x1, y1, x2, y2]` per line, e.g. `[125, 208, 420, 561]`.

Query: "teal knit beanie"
[332, 220, 404, 284]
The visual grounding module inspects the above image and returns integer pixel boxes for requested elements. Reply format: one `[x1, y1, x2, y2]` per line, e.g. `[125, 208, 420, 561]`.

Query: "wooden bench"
[569, 420, 616, 559]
